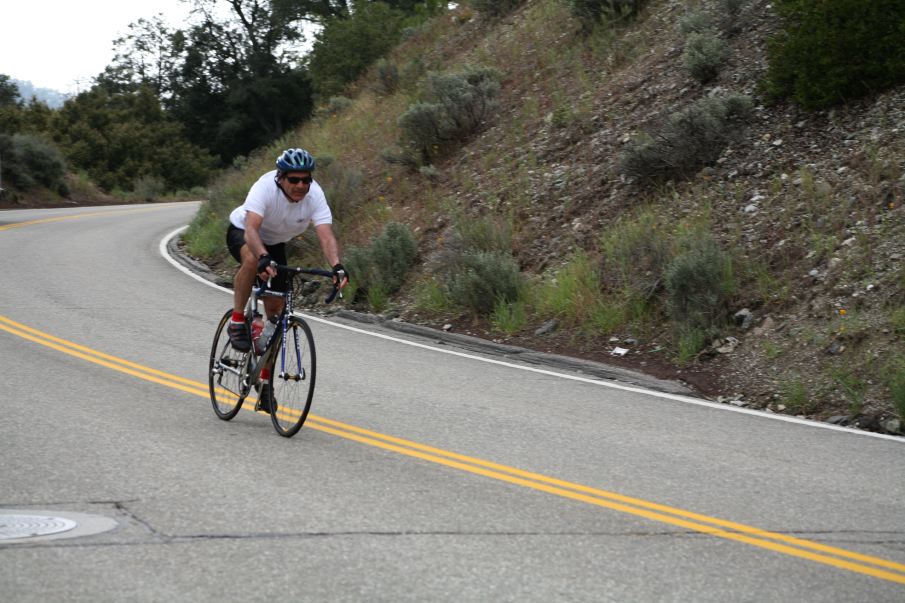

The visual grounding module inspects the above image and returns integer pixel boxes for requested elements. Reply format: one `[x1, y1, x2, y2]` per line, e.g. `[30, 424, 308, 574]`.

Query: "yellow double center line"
[2, 313, 905, 585]
[0, 206, 168, 232]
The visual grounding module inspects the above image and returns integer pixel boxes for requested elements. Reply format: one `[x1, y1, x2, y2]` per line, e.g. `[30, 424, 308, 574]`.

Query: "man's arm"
[315, 223, 348, 288]
[244, 211, 269, 259]
[315, 223, 342, 266]
[244, 211, 277, 278]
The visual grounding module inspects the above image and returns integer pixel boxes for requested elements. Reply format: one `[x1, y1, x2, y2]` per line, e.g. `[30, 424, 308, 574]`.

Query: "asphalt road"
[1, 203, 904, 601]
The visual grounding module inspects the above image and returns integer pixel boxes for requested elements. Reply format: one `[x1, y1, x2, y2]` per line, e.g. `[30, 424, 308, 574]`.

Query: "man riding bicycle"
[225, 148, 349, 410]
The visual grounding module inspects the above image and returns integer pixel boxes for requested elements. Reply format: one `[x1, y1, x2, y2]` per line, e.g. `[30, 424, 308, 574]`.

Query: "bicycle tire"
[269, 316, 316, 437]
[209, 309, 250, 421]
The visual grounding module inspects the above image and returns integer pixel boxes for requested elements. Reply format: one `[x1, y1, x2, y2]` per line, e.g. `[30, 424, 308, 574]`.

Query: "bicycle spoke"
[209, 310, 249, 420]
[270, 317, 316, 437]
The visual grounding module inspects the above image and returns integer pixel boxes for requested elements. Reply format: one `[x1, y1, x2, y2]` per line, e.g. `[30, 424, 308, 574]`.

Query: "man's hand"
[257, 254, 277, 280]
[332, 263, 349, 289]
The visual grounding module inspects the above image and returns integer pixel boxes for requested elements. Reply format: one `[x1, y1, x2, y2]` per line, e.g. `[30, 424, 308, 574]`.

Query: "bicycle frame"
[242, 266, 337, 392]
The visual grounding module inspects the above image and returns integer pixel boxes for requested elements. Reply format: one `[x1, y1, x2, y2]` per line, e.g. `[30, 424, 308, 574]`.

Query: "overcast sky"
[1, 0, 194, 94]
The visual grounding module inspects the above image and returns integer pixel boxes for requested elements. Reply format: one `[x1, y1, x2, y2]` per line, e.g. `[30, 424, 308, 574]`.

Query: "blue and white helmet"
[276, 148, 316, 172]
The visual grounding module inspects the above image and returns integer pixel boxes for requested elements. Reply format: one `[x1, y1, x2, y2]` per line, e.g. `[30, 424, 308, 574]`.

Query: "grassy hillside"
[185, 0, 905, 433]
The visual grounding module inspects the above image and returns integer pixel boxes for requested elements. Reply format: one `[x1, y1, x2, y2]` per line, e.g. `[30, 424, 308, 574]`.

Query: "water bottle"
[260, 316, 278, 352]
[251, 315, 265, 355]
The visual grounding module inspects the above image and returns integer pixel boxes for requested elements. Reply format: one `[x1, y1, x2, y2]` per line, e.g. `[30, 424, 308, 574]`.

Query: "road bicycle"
[208, 264, 339, 437]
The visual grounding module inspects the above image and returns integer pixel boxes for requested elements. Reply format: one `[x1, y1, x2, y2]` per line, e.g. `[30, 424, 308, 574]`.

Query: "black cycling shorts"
[226, 224, 289, 292]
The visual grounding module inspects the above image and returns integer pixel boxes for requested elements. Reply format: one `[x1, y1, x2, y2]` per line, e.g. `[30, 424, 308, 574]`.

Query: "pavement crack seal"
[113, 502, 166, 541]
[3, 313, 905, 585]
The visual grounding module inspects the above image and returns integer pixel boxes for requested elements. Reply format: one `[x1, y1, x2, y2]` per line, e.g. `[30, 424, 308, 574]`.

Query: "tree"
[307, 1, 410, 98]
[0, 74, 21, 107]
[97, 15, 186, 102]
[54, 86, 215, 191]
[101, 0, 318, 162]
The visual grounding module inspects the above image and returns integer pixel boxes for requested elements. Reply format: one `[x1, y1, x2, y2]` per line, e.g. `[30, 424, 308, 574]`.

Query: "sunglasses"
[285, 175, 312, 185]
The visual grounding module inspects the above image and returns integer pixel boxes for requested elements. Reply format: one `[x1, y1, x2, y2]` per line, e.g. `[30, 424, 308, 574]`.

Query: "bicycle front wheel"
[209, 310, 250, 421]
[269, 317, 316, 437]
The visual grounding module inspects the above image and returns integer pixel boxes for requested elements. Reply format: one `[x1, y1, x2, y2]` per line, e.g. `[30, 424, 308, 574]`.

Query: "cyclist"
[225, 148, 348, 411]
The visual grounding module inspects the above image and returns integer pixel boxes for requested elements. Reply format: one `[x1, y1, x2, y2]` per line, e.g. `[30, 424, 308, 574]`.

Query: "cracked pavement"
[2, 204, 905, 601]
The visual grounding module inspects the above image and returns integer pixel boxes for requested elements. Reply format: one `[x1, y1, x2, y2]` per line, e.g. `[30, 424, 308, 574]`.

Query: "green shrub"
[339, 222, 417, 309]
[397, 102, 445, 163]
[890, 306, 905, 335]
[315, 158, 363, 222]
[371, 222, 419, 293]
[683, 32, 729, 83]
[414, 278, 451, 312]
[341, 245, 374, 304]
[567, 0, 651, 32]
[319, 96, 353, 117]
[884, 355, 905, 420]
[471, 0, 525, 19]
[375, 59, 400, 95]
[621, 93, 753, 182]
[491, 298, 527, 334]
[718, 0, 746, 35]
[183, 213, 227, 259]
[764, 0, 905, 109]
[0, 133, 67, 193]
[397, 66, 501, 163]
[536, 252, 624, 331]
[676, 327, 708, 365]
[600, 209, 673, 302]
[781, 375, 814, 413]
[678, 10, 713, 36]
[308, 2, 409, 99]
[132, 174, 166, 201]
[828, 366, 867, 413]
[664, 235, 734, 336]
[454, 215, 512, 254]
[367, 285, 389, 313]
[448, 250, 523, 316]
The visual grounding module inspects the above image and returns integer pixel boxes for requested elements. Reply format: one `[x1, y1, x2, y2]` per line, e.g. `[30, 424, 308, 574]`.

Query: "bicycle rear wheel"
[269, 317, 316, 437]
[209, 310, 250, 421]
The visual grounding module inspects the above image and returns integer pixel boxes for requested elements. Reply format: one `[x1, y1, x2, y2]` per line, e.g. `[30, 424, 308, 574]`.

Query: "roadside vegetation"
[179, 0, 905, 431]
[6, 1, 904, 430]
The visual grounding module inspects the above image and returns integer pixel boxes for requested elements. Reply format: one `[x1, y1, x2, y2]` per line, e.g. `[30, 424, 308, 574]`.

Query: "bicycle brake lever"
[325, 286, 340, 304]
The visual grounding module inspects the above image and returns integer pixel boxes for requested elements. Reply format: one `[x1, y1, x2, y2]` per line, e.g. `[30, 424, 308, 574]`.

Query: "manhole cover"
[0, 514, 77, 540]
[0, 511, 117, 543]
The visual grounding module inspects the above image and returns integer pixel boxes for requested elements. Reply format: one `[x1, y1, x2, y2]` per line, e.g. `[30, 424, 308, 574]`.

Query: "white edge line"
[161, 226, 905, 444]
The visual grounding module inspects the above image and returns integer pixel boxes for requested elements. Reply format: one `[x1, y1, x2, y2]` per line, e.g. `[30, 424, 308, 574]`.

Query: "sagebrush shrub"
[470, 0, 525, 19]
[600, 209, 673, 301]
[884, 355, 905, 421]
[567, 0, 650, 32]
[0, 133, 67, 193]
[454, 215, 512, 254]
[341, 245, 375, 304]
[371, 222, 419, 293]
[718, 0, 746, 35]
[339, 223, 417, 309]
[678, 10, 712, 36]
[397, 66, 500, 163]
[132, 175, 166, 201]
[620, 93, 753, 181]
[764, 0, 905, 109]
[683, 32, 729, 83]
[314, 158, 362, 222]
[397, 102, 446, 162]
[448, 250, 523, 316]
[664, 235, 734, 335]
[375, 59, 399, 95]
[426, 67, 501, 138]
[320, 96, 352, 117]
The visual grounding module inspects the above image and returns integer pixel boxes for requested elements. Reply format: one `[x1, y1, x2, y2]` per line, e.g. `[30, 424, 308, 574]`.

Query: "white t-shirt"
[229, 170, 333, 244]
